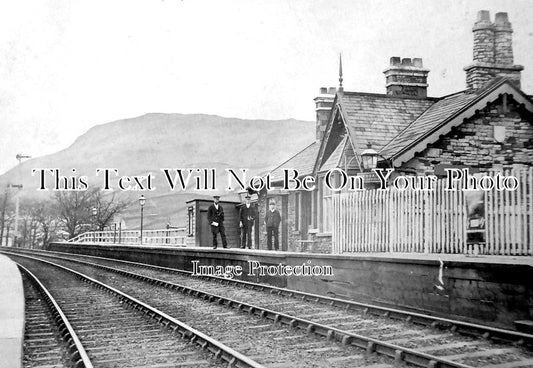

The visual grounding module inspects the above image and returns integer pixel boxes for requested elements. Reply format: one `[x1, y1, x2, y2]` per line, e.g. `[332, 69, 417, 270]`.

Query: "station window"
[294, 192, 300, 231]
[187, 206, 194, 236]
[318, 173, 335, 234]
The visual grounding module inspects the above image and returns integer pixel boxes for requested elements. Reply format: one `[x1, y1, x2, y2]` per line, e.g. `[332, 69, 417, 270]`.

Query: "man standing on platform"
[208, 195, 227, 249]
[239, 194, 256, 249]
[265, 200, 281, 250]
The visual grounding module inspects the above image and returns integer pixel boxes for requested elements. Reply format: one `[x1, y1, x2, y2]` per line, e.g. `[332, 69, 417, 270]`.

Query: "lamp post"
[360, 144, 378, 171]
[92, 207, 97, 243]
[139, 195, 146, 244]
[358, 144, 397, 188]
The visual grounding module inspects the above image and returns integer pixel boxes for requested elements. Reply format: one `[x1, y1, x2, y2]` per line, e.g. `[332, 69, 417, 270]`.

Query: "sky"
[0, 0, 532, 174]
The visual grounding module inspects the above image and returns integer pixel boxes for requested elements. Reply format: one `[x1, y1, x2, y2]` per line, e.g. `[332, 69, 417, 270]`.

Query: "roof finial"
[338, 53, 344, 92]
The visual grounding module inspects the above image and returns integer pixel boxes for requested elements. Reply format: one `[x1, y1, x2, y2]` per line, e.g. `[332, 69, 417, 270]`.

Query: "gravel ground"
[10, 250, 533, 368]
[22, 274, 72, 368]
[39, 251, 533, 368]
[19, 254, 400, 368]
[16, 257, 228, 368]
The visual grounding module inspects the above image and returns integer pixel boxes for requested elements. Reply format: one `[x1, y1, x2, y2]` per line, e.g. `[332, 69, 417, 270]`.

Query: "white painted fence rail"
[332, 168, 533, 255]
[68, 228, 188, 246]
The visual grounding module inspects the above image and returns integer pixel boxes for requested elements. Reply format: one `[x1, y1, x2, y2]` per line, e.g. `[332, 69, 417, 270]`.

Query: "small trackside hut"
[186, 195, 262, 248]
[185, 198, 240, 247]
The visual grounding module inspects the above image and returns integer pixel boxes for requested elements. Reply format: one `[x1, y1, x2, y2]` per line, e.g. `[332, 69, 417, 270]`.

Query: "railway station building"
[259, 10, 533, 255]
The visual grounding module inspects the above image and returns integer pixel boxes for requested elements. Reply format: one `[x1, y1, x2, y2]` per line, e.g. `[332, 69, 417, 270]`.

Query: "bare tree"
[33, 200, 60, 247]
[0, 187, 11, 246]
[18, 198, 61, 248]
[92, 191, 132, 231]
[54, 189, 98, 239]
[3, 211, 15, 246]
[53, 189, 132, 239]
[18, 212, 38, 249]
[19, 214, 29, 247]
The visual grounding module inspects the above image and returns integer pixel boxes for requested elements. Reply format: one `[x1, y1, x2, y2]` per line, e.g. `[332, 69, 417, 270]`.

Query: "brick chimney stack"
[314, 87, 336, 142]
[383, 57, 429, 98]
[464, 10, 523, 89]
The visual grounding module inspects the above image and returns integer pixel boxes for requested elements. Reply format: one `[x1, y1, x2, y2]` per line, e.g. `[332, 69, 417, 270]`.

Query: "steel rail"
[9, 252, 265, 368]
[11, 248, 532, 348]
[18, 264, 94, 368]
[8, 250, 477, 368]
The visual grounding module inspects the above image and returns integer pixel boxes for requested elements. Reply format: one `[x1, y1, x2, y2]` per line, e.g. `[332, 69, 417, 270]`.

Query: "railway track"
[9, 252, 395, 368]
[13, 255, 262, 368]
[5, 249, 533, 367]
[21, 266, 92, 368]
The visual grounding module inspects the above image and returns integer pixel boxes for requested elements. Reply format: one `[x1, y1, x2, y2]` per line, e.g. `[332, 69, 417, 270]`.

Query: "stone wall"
[465, 64, 522, 90]
[47, 242, 533, 330]
[399, 94, 533, 175]
[291, 232, 331, 254]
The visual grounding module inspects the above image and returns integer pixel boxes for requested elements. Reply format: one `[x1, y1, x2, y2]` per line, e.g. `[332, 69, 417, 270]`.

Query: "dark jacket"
[208, 204, 224, 224]
[265, 209, 281, 228]
[239, 204, 256, 225]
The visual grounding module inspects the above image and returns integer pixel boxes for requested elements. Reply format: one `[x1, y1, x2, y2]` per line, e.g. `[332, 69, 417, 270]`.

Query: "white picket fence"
[332, 168, 532, 255]
[69, 228, 188, 246]
[485, 168, 533, 255]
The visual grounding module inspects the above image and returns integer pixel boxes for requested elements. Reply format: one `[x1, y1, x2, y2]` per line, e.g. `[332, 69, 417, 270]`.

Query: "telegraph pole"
[13, 154, 31, 247]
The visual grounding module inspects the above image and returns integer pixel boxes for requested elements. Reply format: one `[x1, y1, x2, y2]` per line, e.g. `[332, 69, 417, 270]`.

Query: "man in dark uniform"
[265, 200, 282, 250]
[239, 194, 256, 249]
[207, 195, 227, 249]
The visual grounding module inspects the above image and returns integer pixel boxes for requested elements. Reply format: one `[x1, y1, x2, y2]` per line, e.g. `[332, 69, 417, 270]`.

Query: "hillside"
[0, 113, 315, 228]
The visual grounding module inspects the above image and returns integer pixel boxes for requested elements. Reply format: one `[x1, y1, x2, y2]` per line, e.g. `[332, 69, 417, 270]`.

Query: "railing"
[485, 168, 533, 255]
[332, 168, 533, 255]
[68, 228, 188, 246]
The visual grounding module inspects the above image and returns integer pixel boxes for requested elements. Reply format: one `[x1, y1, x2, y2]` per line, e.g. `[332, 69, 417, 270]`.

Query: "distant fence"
[332, 168, 532, 255]
[68, 228, 188, 246]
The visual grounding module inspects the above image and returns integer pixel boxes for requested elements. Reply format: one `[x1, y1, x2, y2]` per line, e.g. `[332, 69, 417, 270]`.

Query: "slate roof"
[319, 136, 347, 173]
[378, 78, 511, 160]
[271, 79, 526, 182]
[379, 91, 479, 159]
[339, 92, 435, 153]
[269, 142, 319, 183]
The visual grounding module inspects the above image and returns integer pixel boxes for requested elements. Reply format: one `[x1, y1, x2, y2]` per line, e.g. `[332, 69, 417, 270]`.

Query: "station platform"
[341, 251, 533, 266]
[0, 253, 24, 368]
[47, 242, 532, 330]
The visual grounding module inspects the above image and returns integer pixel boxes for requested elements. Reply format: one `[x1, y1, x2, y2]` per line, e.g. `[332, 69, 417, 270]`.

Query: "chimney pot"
[477, 10, 491, 22]
[495, 12, 509, 25]
[319, 87, 327, 94]
[390, 57, 401, 66]
[473, 10, 493, 31]
[401, 58, 412, 66]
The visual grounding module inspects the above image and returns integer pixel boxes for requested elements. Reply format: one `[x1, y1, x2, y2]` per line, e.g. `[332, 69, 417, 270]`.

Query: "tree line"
[0, 187, 131, 248]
